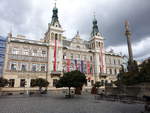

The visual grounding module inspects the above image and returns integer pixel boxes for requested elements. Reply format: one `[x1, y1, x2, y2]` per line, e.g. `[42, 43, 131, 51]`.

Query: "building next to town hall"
[0, 36, 7, 77]
[2, 4, 124, 90]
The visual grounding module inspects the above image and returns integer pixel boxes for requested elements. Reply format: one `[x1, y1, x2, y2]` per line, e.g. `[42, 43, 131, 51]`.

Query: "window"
[118, 59, 120, 65]
[99, 42, 101, 47]
[101, 80, 104, 86]
[105, 80, 108, 85]
[83, 55, 86, 61]
[33, 49, 37, 56]
[114, 59, 116, 64]
[9, 79, 15, 87]
[76, 46, 80, 49]
[23, 48, 29, 55]
[32, 64, 36, 71]
[12, 48, 19, 54]
[42, 50, 46, 57]
[11, 63, 17, 71]
[101, 43, 103, 48]
[55, 33, 58, 40]
[110, 69, 112, 74]
[53, 79, 58, 87]
[70, 53, 73, 59]
[63, 53, 66, 59]
[21, 64, 27, 71]
[90, 56, 93, 61]
[106, 69, 108, 74]
[41, 64, 46, 71]
[91, 80, 94, 86]
[109, 58, 111, 64]
[51, 33, 54, 40]
[59, 34, 61, 41]
[20, 79, 26, 87]
[115, 69, 117, 74]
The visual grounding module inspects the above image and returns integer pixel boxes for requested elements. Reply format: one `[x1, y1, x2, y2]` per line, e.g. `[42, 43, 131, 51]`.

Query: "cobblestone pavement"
[0, 92, 144, 113]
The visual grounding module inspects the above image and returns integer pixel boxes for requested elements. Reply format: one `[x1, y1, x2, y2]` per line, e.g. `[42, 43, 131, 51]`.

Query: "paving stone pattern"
[0, 93, 144, 113]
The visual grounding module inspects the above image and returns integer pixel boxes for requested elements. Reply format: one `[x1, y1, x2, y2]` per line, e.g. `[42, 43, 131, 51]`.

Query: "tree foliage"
[56, 70, 87, 97]
[94, 82, 102, 88]
[116, 59, 150, 86]
[32, 78, 49, 92]
[0, 77, 9, 87]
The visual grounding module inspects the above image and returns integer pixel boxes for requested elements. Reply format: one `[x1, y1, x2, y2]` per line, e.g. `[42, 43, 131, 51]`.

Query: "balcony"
[51, 71, 62, 77]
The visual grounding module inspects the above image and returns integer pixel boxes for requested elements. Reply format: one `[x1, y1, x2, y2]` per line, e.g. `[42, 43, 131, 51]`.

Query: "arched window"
[110, 69, 112, 74]
[115, 69, 117, 74]
[114, 59, 116, 64]
[59, 34, 61, 41]
[55, 33, 58, 40]
[51, 32, 54, 40]
[99, 42, 101, 47]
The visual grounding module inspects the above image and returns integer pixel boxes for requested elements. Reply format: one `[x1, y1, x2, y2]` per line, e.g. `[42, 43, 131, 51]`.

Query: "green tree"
[116, 59, 150, 86]
[94, 82, 102, 88]
[33, 78, 49, 93]
[0, 77, 9, 88]
[139, 59, 150, 83]
[56, 70, 86, 98]
[91, 82, 102, 94]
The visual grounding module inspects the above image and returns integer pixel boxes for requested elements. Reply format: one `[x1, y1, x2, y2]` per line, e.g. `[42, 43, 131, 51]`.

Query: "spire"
[76, 31, 80, 37]
[91, 13, 100, 37]
[51, 0, 61, 27]
[74, 31, 80, 39]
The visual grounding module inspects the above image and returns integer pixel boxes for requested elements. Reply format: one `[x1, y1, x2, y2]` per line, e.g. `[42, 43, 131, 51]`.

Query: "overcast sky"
[0, 0, 150, 60]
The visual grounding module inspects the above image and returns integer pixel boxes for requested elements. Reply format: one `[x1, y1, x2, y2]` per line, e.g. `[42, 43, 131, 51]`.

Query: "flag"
[81, 60, 84, 73]
[75, 60, 78, 70]
[87, 61, 90, 74]
[53, 39, 57, 72]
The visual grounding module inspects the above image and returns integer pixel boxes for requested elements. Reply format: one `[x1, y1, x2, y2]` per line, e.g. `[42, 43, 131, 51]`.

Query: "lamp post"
[26, 74, 30, 95]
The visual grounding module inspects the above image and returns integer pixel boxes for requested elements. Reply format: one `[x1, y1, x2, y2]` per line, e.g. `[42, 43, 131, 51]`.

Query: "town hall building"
[2, 4, 124, 90]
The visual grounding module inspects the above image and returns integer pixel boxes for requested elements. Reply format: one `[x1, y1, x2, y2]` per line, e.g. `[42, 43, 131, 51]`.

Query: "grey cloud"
[0, 0, 149, 60]
[0, 0, 31, 25]
[73, 0, 150, 47]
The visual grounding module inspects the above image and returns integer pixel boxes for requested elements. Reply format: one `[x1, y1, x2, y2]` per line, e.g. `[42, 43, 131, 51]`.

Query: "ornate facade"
[2, 5, 124, 89]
